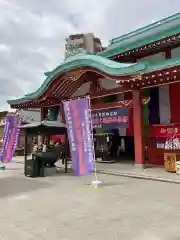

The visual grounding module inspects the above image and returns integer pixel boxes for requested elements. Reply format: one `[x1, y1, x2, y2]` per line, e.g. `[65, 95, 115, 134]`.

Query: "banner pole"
[87, 96, 98, 181]
[87, 96, 104, 188]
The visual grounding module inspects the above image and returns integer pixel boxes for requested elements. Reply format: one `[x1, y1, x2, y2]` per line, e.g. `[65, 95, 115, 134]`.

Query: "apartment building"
[65, 33, 104, 57]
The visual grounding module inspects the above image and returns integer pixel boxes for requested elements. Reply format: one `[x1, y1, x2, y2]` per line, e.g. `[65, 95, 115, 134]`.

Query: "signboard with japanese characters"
[63, 98, 94, 176]
[92, 108, 129, 129]
[155, 126, 180, 138]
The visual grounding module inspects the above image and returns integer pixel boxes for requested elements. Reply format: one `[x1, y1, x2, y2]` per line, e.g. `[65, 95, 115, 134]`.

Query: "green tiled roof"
[98, 12, 180, 58]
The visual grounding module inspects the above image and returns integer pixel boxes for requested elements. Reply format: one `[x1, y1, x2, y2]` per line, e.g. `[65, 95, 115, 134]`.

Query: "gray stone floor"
[0, 162, 180, 239]
[13, 156, 180, 183]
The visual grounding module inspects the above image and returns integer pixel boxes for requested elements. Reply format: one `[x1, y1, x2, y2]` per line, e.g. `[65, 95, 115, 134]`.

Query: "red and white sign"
[155, 126, 180, 138]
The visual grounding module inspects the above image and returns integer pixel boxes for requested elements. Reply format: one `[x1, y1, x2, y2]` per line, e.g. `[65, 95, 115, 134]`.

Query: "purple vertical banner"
[10, 116, 22, 160]
[1, 115, 13, 162]
[63, 98, 94, 176]
[1, 115, 21, 163]
[1, 116, 10, 155]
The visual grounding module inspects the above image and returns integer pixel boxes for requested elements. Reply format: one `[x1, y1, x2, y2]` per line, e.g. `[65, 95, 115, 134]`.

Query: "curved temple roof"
[7, 53, 146, 105]
[7, 12, 180, 106]
[7, 54, 180, 105]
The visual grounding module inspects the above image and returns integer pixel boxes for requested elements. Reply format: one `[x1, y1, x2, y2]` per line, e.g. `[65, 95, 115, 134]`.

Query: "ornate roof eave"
[7, 54, 147, 105]
[7, 56, 180, 107]
[118, 58, 180, 89]
[10, 93, 150, 110]
[92, 98, 150, 110]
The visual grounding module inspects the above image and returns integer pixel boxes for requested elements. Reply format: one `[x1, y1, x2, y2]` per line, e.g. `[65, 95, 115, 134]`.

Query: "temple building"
[7, 12, 180, 166]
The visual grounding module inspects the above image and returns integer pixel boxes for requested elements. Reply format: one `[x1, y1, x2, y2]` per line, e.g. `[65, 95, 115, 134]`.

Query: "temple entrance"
[94, 128, 135, 164]
[117, 136, 135, 163]
[108, 131, 135, 163]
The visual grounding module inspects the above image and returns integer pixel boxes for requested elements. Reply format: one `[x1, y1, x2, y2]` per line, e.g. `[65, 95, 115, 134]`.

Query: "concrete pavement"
[13, 156, 180, 184]
[0, 161, 180, 239]
[97, 162, 180, 184]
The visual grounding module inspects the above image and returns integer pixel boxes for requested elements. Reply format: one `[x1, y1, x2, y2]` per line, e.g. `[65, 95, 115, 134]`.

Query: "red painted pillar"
[132, 89, 145, 165]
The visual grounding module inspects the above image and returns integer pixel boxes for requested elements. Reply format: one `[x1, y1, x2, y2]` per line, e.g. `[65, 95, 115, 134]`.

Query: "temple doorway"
[117, 136, 135, 163]
[94, 128, 135, 164]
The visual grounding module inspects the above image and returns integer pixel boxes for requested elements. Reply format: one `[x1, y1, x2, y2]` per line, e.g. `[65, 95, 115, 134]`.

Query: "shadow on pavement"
[55, 167, 75, 177]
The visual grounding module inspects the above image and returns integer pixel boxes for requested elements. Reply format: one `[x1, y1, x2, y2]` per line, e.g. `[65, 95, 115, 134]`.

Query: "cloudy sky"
[0, 0, 180, 111]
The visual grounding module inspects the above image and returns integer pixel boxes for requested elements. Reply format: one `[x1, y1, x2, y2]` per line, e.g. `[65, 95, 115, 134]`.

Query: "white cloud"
[0, 0, 180, 110]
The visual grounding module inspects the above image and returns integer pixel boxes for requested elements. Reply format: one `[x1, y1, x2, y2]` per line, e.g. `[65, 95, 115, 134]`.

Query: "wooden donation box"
[164, 152, 180, 172]
[148, 124, 180, 170]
